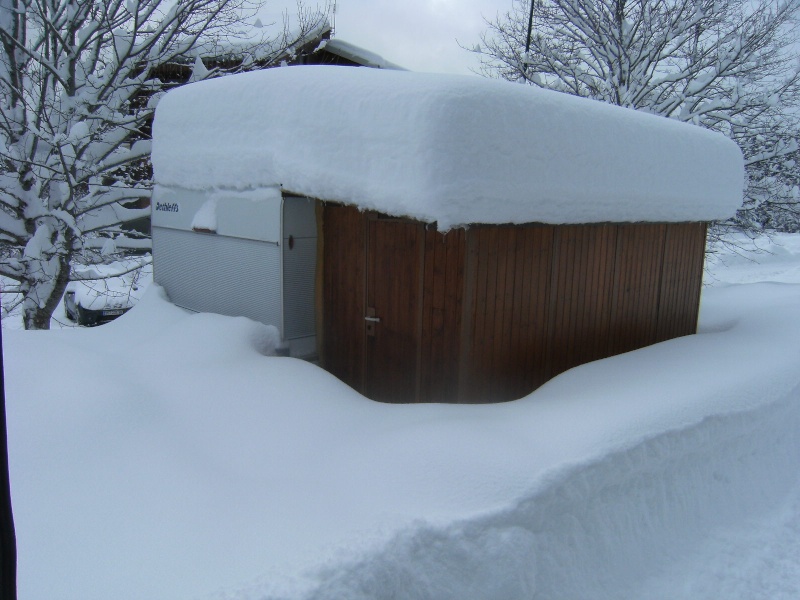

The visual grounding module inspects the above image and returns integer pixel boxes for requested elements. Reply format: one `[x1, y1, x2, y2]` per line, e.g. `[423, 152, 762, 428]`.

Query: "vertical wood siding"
[607, 223, 666, 357]
[545, 224, 617, 383]
[364, 216, 425, 402]
[320, 203, 365, 393]
[460, 225, 556, 402]
[419, 227, 465, 403]
[320, 204, 707, 404]
[655, 222, 707, 342]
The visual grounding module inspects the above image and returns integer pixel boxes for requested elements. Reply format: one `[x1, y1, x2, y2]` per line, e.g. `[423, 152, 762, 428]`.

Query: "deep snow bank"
[302, 396, 800, 600]
[5, 235, 800, 600]
[265, 281, 800, 600]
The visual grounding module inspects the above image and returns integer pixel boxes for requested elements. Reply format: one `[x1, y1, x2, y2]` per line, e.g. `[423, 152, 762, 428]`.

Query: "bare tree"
[472, 0, 800, 234]
[0, 0, 329, 329]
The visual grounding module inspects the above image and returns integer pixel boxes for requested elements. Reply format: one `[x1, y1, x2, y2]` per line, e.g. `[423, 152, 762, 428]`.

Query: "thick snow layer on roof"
[320, 38, 405, 69]
[152, 66, 744, 228]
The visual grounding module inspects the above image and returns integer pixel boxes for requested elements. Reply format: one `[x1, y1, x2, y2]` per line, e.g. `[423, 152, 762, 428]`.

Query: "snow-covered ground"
[4, 233, 800, 600]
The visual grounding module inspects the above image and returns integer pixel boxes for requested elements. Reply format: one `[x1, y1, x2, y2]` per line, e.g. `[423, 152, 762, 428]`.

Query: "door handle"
[365, 308, 380, 337]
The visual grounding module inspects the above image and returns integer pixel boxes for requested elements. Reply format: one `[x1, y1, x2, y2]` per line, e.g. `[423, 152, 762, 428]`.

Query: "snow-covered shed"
[151, 66, 743, 403]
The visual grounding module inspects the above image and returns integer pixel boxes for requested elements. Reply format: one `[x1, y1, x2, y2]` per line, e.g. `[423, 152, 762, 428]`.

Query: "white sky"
[261, 0, 514, 75]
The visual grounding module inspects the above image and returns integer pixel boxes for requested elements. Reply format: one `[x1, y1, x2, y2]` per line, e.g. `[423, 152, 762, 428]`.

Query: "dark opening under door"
[364, 215, 424, 402]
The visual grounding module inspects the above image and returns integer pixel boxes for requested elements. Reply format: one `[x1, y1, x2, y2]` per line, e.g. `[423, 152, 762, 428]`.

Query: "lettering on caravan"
[155, 201, 180, 213]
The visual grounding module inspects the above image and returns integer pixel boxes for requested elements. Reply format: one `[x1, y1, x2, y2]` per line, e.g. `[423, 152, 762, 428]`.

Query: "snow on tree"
[735, 115, 800, 233]
[0, 0, 328, 329]
[472, 0, 800, 234]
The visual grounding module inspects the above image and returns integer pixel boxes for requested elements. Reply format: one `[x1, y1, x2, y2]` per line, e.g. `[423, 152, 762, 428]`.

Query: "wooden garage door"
[364, 215, 424, 402]
[321, 207, 426, 403]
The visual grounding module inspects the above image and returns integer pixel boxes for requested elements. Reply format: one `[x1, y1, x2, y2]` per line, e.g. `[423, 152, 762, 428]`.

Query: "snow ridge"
[290, 388, 800, 600]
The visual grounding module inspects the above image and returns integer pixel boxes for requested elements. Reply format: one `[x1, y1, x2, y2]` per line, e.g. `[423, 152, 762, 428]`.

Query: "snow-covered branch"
[0, 0, 329, 328]
[69, 255, 151, 281]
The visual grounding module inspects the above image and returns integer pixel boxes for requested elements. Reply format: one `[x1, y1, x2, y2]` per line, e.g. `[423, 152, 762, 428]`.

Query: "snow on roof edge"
[152, 66, 745, 228]
[321, 39, 406, 70]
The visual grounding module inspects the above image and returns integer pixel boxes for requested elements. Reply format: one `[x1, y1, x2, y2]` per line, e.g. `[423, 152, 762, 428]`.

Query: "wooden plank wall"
[545, 224, 617, 385]
[460, 222, 706, 402]
[607, 223, 666, 357]
[320, 203, 707, 404]
[418, 227, 465, 403]
[459, 225, 555, 402]
[320, 204, 365, 393]
[655, 222, 707, 342]
[364, 217, 425, 403]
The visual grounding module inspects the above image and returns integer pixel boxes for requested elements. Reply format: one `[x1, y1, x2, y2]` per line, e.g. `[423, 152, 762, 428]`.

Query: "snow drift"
[5, 235, 800, 600]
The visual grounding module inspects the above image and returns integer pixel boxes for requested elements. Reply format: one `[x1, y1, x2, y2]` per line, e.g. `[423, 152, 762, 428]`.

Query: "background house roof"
[319, 38, 406, 70]
[152, 66, 744, 229]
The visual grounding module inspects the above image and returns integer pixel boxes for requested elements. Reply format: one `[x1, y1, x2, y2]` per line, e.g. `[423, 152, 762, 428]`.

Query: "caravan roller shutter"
[153, 226, 283, 333]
